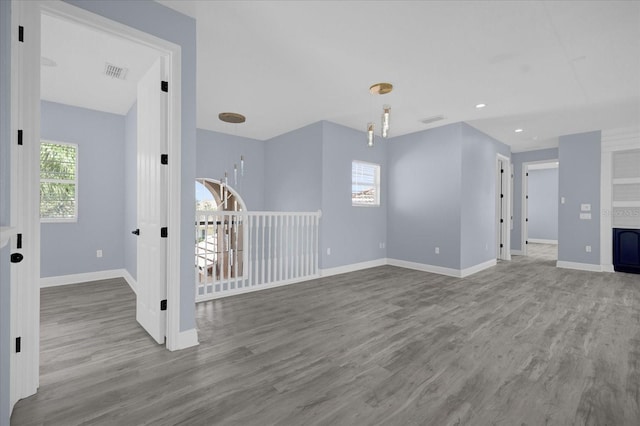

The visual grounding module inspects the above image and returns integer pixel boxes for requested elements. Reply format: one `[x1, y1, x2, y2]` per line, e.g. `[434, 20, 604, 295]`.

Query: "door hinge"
[160, 300, 167, 311]
[526, 218, 529, 222]
[161, 81, 168, 93]
[500, 244, 504, 248]
[526, 173, 529, 177]
[161, 227, 168, 238]
[11, 253, 23, 263]
[17, 129, 23, 146]
[501, 169, 504, 173]
[500, 219, 504, 223]
[16, 233, 22, 249]
[500, 194, 504, 198]
[526, 240, 529, 244]
[161, 154, 168, 165]
[16, 337, 21, 353]
[526, 195, 529, 199]
[18, 26, 24, 43]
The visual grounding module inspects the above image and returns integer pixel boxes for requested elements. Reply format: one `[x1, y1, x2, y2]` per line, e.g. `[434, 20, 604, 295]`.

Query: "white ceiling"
[41, 13, 162, 115]
[156, 0, 640, 151]
[42, 1, 640, 152]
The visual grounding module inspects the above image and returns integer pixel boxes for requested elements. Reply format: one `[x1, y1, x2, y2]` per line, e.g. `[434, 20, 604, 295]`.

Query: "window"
[40, 141, 78, 222]
[352, 160, 380, 206]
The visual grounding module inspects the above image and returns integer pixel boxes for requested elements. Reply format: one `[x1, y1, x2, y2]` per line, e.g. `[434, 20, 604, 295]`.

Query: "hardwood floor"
[11, 256, 640, 425]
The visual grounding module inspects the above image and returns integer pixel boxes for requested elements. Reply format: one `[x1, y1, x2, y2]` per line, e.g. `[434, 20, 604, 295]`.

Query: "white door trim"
[41, 0, 184, 350]
[11, 0, 186, 409]
[496, 154, 511, 261]
[520, 159, 559, 256]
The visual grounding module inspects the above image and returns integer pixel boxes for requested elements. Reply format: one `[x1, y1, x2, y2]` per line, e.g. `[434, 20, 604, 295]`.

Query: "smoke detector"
[104, 62, 128, 80]
[420, 115, 445, 125]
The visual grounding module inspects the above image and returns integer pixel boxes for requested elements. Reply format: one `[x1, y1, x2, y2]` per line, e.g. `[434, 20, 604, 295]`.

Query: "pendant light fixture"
[367, 123, 375, 147]
[367, 82, 393, 146]
[381, 105, 391, 138]
[217, 112, 247, 210]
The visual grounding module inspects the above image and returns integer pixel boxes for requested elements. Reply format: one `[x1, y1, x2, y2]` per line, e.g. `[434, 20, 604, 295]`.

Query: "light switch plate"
[581, 203, 591, 212]
[580, 213, 592, 220]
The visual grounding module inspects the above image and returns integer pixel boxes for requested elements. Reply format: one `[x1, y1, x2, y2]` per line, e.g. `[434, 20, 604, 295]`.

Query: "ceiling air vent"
[420, 115, 445, 125]
[104, 62, 128, 80]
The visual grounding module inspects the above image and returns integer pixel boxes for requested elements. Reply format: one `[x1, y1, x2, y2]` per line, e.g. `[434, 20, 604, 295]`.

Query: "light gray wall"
[40, 101, 125, 278]
[528, 168, 558, 241]
[264, 122, 323, 212]
[1, 0, 11, 423]
[124, 103, 137, 280]
[387, 124, 463, 269]
[67, 0, 197, 331]
[320, 121, 387, 269]
[196, 129, 265, 211]
[511, 148, 558, 251]
[460, 123, 511, 269]
[558, 131, 601, 265]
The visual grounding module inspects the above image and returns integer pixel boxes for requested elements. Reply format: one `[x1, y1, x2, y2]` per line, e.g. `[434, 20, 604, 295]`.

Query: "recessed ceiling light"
[475, 103, 486, 109]
[515, 128, 524, 133]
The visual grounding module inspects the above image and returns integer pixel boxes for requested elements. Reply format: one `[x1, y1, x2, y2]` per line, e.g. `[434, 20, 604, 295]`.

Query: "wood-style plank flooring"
[527, 242, 558, 261]
[11, 255, 640, 425]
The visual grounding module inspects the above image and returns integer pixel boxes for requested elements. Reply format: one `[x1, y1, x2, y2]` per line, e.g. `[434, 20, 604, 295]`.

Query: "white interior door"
[496, 156, 511, 260]
[136, 57, 167, 344]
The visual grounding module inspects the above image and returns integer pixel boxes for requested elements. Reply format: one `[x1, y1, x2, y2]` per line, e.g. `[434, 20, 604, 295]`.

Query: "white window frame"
[40, 140, 78, 223]
[352, 160, 381, 207]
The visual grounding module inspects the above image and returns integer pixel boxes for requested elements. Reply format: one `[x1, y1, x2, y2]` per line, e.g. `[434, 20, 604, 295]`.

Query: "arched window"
[195, 178, 245, 211]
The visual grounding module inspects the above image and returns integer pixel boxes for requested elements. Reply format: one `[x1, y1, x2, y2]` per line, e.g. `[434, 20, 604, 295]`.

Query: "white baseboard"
[320, 258, 387, 277]
[387, 258, 459, 278]
[387, 258, 497, 278]
[511, 249, 524, 256]
[121, 269, 137, 294]
[556, 261, 602, 272]
[40, 269, 131, 288]
[602, 264, 615, 273]
[528, 238, 558, 245]
[169, 328, 199, 351]
[460, 259, 497, 277]
[528, 239, 558, 245]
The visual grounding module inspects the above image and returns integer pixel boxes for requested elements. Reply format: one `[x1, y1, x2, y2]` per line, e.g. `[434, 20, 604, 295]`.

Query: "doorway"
[522, 160, 559, 261]
[10, 0, 183, 408]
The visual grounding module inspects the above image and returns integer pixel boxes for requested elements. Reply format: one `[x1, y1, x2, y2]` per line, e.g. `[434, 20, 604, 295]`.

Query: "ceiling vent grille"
[420, 115, 445, 125]
[104, 62, 128, 80]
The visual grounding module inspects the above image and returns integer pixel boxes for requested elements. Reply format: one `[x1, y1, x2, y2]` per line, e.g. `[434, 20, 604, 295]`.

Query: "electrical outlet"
[585, 245, 591, 253]
[96, 249, 103, 258]
[435, 247, 440, 254]
[326, 247, 331, 256]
